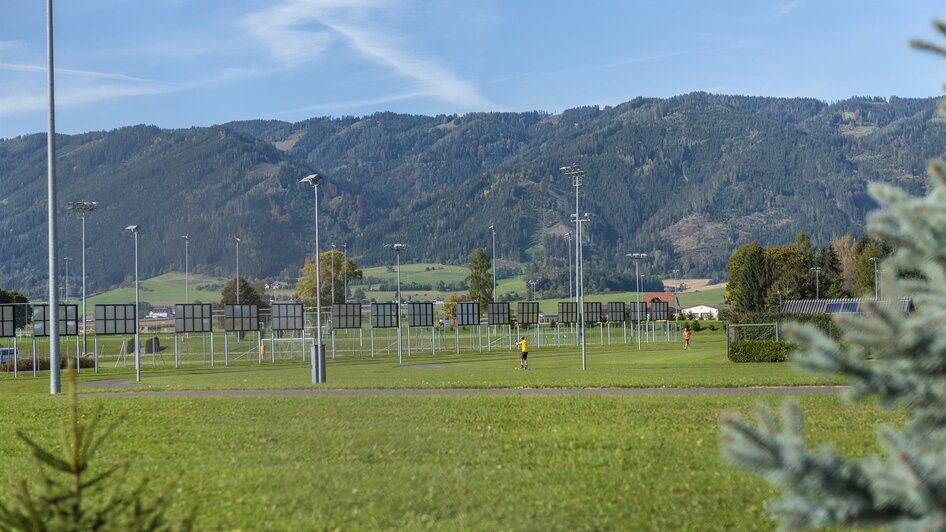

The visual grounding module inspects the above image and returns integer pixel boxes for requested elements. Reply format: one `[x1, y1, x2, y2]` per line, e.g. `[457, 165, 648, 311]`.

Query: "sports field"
[0, 327, 893, 530]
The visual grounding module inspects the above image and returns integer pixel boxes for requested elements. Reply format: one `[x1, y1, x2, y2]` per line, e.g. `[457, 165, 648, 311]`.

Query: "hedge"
[728, 340, 793, 363]
[1, 356, 95, 373]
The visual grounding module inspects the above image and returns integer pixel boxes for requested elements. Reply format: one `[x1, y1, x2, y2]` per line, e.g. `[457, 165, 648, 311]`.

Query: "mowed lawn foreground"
[0, 328, 897, 530]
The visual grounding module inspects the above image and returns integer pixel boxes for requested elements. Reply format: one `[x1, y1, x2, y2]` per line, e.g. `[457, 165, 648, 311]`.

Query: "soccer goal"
[726, 323, 779, 355]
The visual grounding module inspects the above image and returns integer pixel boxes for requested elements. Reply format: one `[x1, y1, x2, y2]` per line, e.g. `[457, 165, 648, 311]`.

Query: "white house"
[681, 304, 726, 320]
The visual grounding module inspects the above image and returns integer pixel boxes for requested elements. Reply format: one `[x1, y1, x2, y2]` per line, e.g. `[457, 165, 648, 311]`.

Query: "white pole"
[313, 186, 322, 383]
[184, 235, 189, 304]
[133, 230, 141, 382]
[235, 238, 241, 304]
[47, 0, 61, 394]
[636, 259, 642, 351]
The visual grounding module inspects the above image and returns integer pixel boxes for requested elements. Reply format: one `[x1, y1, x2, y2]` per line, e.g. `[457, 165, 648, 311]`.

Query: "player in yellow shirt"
[516, 336, 529, 369]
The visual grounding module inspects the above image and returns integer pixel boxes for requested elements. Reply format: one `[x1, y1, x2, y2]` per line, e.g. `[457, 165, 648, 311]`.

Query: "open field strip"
[0, 327, 880, 530]
[4, 327, 844, 391]
[0, 381, 896, 530]
[86, 272, 226, 306]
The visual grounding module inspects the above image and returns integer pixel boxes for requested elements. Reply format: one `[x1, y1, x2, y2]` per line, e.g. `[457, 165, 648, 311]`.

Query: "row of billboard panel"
[0, 299, 674, 338]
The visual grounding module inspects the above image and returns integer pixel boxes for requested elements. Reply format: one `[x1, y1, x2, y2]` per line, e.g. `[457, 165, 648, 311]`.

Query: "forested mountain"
[1, 93, 942, 298]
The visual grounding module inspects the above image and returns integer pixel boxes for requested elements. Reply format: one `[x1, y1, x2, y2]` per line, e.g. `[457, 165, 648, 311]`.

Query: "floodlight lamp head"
[234, 237, 241, 243]
[67, 200, 98, 213]
[181, 234, 189, 240]
[559, 164, 585, 177]
[384, 243, 407, 252]
[626, 252, 647, 259]
[125, 224, 139, 233]
[300, 173, 324, 187]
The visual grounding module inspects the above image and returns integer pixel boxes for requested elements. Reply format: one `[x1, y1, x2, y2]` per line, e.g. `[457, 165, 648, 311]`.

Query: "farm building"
[643, 292, 682, 314]
[681, 304, 731, 320]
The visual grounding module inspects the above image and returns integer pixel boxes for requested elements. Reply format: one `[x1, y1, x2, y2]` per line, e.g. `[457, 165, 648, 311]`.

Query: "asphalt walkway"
[80, 379, 845, 398]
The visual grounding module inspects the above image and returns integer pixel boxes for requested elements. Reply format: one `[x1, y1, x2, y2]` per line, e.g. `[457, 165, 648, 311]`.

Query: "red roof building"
[643, 292, 681, 311]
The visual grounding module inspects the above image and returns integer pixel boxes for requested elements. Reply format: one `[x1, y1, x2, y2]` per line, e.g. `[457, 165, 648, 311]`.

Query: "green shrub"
[728, 340, 793, 363]
[1, 356, 95, 373]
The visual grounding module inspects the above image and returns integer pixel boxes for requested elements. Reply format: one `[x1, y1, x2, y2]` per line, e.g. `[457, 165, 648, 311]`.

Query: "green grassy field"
[86, 272, 227, 306]
[5, 326, 841, 390]
[0, 312, 876, 529]
[83, 265, 726, 313]
[0, 376, 896, 530]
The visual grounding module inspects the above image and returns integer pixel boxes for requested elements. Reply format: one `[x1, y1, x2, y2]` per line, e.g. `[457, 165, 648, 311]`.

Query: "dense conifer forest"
[1, 93, 941, 296]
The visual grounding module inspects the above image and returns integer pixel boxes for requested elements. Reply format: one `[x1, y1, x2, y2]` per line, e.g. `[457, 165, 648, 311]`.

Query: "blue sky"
[2, 0, 946, 138]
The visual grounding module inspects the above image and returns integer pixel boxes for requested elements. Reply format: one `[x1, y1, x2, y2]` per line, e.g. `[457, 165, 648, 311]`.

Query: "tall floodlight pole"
[810, 267, 822, 300]
[869, 257, 879, 299]
[488, 225, 497, 300]
[67, 201, 97, 358]
[384, 243, 407, 365]
[301, 173, 325, 384]
[565, 232, 572, 299]
[627, 253, 648, 351]
[528, 280, 538, 301]
[331, 244, 337, 306]
[571, 213, 592, 369]
[384, 244, 407, 303]
[342, 243, 348, 302]
[561, 165, 584, 307]
[181, 235, 190, 304]
[46, 0, 61, 394]
[63, 257, 72, 302]
[234, 237, 241, 304]
[125, 225, 141, 382]
[561, 164, 587, 369]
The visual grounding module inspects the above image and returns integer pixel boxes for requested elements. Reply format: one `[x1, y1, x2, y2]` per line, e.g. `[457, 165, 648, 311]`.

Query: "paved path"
[81, 379, 845, 398]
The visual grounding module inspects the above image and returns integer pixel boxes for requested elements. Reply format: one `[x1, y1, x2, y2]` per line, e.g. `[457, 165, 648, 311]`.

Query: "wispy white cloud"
[0, 64, 270, 117]
[0, 40, 21, 51]
[239, 0, 491, 109]
[0, 82, 171, 116]
[776, 0, 801, 17]
[0, 62, 161, 83]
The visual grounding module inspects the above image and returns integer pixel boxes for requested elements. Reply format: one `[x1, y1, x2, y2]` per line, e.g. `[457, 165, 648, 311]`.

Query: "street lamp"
[234, 237, 241, 304]
[181, 235, 190, 304]
[810, 267, 822, 300]
[125, 225, 141, 382]
[300, 173, 325, 384]
[627, 253, 648, 351]
[384, 243, 408, 365]
[384, 243, 408, 304]
[488, 224, 497, 300]
[869, 257, 879, 299]
[66, 200, 97, 360]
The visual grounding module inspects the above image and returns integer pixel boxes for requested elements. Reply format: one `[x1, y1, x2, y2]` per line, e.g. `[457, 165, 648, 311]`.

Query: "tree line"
[725, 232, 891, 312]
